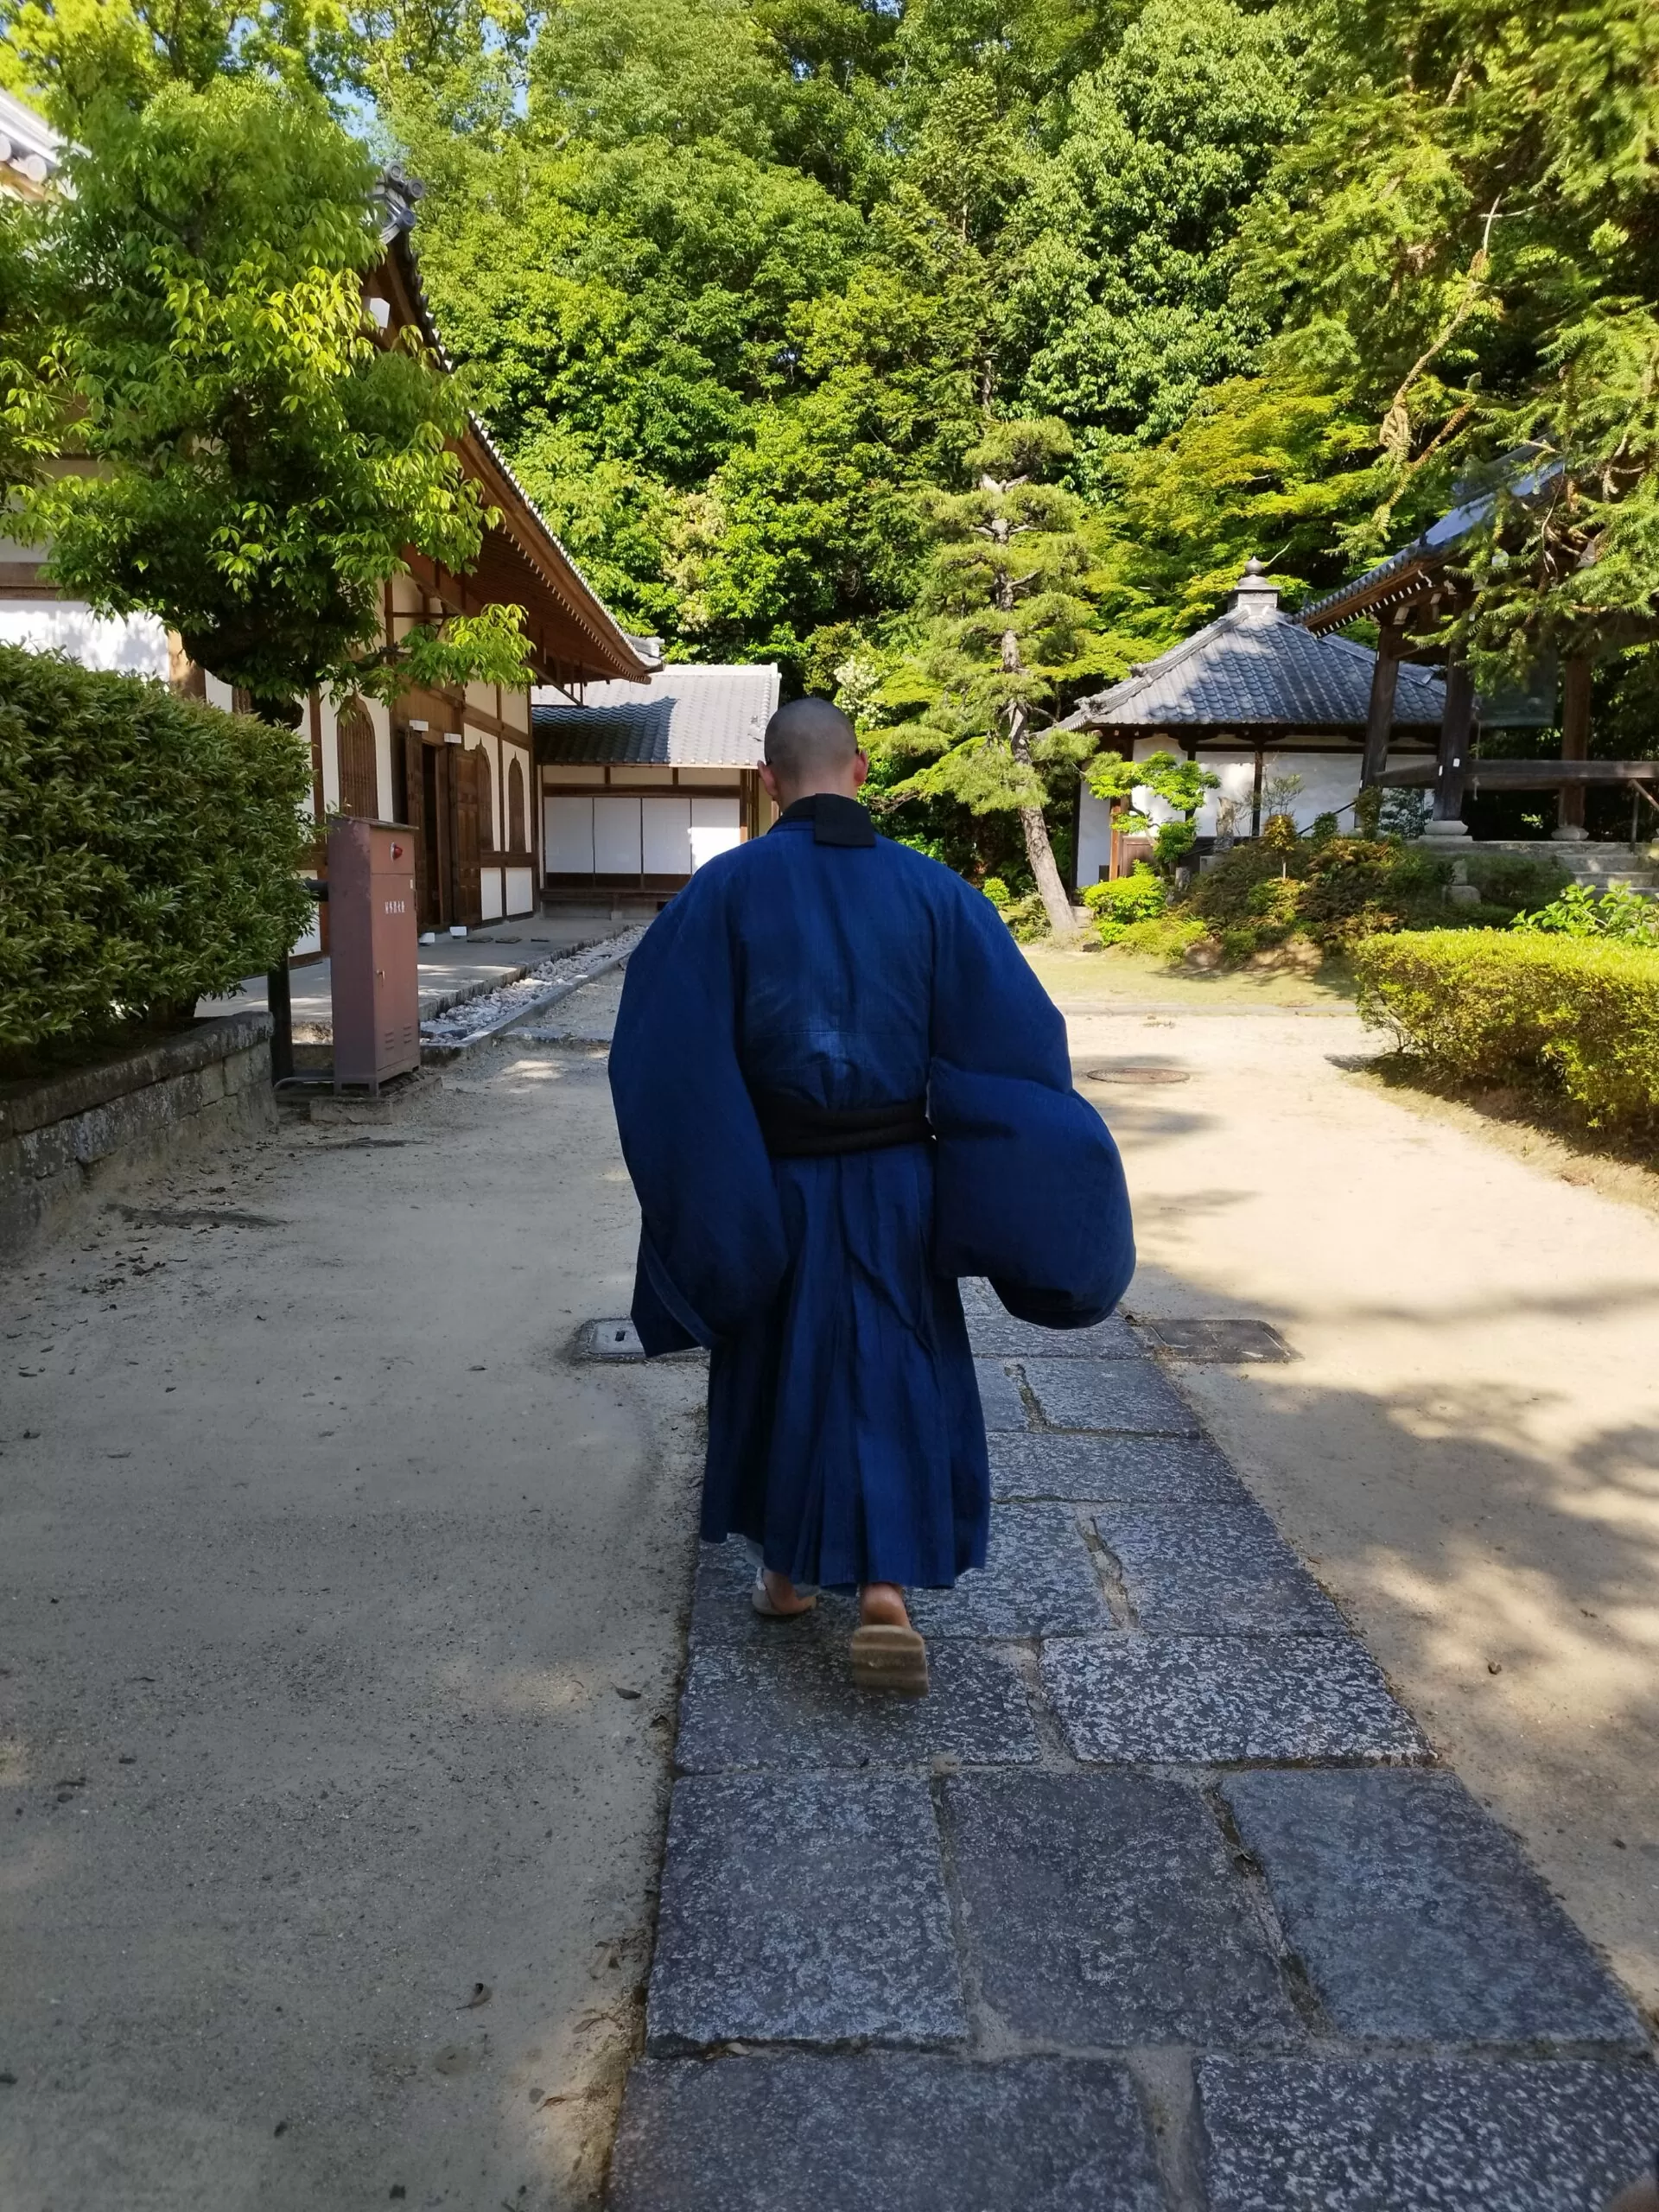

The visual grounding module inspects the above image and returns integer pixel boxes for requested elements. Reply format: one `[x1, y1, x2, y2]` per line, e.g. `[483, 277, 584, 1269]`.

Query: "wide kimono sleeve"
[608, 874, 789, 1354]
[928, 881, 1135, 1328]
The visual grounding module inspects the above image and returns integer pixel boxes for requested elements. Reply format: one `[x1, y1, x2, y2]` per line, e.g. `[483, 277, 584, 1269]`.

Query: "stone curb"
[420, 930, 644, 1060]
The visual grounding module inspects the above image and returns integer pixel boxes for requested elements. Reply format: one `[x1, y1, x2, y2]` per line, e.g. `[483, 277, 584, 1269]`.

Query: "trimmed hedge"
[1354, 930, 1659, 1136]
[0, 644, 315, 1052]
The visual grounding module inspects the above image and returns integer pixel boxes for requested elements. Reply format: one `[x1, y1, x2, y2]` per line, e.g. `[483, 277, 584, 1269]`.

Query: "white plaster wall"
[1077, 787, 1120, 886]
[1077, 741, 1436, 880]
[0, 602, 168, 677]
[480, 866, 504, 923]
[505, 865, 535, 916]
[205, 673, 235, 712]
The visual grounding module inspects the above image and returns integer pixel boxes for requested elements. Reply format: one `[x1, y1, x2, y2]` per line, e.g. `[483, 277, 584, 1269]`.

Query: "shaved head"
[764, 696, 861, 793]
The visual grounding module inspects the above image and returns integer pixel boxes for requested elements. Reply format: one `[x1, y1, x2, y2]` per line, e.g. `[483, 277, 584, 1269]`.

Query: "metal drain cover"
[1077, 1063, 1191, 1085]
[574, 1318, 704, 1363]
[1139, 1318, 1294, 1363]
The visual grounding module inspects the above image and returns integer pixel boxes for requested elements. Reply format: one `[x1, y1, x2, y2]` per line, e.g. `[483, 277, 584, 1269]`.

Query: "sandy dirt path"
[1, 1027, 700, 2210]
[1032, 953, 1659, 2024]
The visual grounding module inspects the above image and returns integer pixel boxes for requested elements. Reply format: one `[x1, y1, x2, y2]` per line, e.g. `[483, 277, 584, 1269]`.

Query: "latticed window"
[478, 748, 495, 851]
[336, 700, 378, 819]
[507, 756, 527, 854]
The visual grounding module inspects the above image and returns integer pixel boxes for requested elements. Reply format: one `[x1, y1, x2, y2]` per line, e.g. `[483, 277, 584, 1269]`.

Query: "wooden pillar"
[1250, 747, 1264, 837]
[308, 691, 329, 956]
[1557, 657, 1592, 834]
[1433, 646, 1475, 823]
[1361, 613, 1408, 787]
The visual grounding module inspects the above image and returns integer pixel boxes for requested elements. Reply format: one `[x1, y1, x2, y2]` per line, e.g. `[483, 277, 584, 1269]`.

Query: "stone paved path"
[607, 1287, 1659, 2210]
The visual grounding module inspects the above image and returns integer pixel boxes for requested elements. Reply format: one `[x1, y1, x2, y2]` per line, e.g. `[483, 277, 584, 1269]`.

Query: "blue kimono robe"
[608, 798, 1135, 1592]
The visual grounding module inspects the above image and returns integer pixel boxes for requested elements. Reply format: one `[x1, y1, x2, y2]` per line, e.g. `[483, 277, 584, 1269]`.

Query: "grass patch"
[1027, 937, 1358, 1009]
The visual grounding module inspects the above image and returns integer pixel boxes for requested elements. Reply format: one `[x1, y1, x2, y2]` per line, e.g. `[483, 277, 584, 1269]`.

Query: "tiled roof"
[0, 87, 63, 195]
[1065, 567, 1446, 735]
[533, 664, 781, 767]
[1297, 456, 1562, 633]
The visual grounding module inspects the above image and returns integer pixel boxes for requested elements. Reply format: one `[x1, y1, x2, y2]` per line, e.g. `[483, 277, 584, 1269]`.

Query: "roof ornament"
[1228, 556, 1280, 618]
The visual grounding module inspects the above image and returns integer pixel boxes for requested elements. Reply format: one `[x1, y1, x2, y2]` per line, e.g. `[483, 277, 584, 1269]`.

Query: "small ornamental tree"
[1086, 747, 1220, 874]
[22, 77, 531, 713]
[877, 419, 1104, 935]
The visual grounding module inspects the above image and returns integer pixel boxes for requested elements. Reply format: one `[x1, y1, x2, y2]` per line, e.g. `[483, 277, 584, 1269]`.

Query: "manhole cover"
[573, 1318, 704, 1363]
[575, 1318, 645, 1362]
[1077, 1063, 1191, 1085]
[1139, 1318, 1294, 1363]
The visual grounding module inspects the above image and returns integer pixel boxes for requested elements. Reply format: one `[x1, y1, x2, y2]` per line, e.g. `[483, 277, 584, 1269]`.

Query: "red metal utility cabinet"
[327, 819, 420, 1093]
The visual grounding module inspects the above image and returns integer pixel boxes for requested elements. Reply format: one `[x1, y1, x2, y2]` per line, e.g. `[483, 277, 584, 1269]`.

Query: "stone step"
[1453, 839, 1659, 897]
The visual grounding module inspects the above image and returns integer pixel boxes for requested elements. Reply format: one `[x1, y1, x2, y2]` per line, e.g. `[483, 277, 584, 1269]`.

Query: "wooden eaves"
[369, 194, 652, 693]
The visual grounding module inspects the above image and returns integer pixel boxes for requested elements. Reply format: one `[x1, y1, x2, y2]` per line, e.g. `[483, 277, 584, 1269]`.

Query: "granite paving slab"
[1222, 1770, 1643, 2046]
[1022, 1356, 1199, 1434]
[626, 1310, 1650, 2200]
[609, 2055, 1166, 2212]
[974, 1357, 1029, 1431]
[676, 1636, 1039, 1771]
[687, 1539, 859, 1647]
[947, 1772, 1300, 2047]
[1094, 1504, 1346, 1634]
[1199, 2056, 1659, 2212]
[966, 1309, 1143, 1359]
[989, 1430, 1251, 1505]
[646, 1773, 965, 2050]
[1043, 1635, 1430, 1764]
[907, 1504, 1112, 1639]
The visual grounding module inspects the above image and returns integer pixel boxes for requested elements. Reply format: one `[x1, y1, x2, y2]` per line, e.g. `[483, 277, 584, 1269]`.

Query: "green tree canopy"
[14, 76, 527, 706]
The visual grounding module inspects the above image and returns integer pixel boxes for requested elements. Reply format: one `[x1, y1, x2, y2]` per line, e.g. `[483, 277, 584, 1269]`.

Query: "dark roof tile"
[533, 664, 780, 768]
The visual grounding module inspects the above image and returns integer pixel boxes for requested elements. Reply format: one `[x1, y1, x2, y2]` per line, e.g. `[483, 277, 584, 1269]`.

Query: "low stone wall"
[1, 1014, 275, 1261]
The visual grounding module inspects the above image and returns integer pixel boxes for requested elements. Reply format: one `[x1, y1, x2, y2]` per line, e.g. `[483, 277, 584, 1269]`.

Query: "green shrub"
[982, 875, 1012, 909]
[1116, 914, 1211, 960]
[1465, 852, 1567, 911]
[997, 891, 1050, 942]
[1354, 930, 1659, 1135]
[1178, 833, 1556, 962]
[1083, 866, 1167, 943]
[0, 645, 315, 1052]
[1513, 881, 1659, 942]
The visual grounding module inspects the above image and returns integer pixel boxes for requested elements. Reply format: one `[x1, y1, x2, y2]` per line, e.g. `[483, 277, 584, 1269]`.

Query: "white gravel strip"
[419, 926, 645, 1054]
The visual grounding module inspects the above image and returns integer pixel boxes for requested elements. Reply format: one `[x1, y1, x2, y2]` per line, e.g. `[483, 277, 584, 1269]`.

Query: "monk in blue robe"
[609, 698, 1134, 1694]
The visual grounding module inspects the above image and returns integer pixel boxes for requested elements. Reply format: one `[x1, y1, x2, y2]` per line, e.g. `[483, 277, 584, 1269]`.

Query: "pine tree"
[876, 418, 1099, 934]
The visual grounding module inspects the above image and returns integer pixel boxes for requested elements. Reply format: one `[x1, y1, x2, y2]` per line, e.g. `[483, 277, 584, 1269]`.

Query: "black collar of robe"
[773, 792, 876, 847]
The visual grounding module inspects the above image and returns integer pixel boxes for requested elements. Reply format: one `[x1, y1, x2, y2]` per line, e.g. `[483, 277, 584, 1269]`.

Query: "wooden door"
[450, 743, 483, 927]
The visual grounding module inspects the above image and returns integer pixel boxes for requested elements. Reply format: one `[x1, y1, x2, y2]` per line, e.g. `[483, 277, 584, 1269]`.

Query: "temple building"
[1063, 561, 1447, 883]
[534, 664, 780, 902]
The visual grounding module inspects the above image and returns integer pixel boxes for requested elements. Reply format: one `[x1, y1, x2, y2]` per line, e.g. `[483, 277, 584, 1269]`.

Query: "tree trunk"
[1001, 621, 1076, 937]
